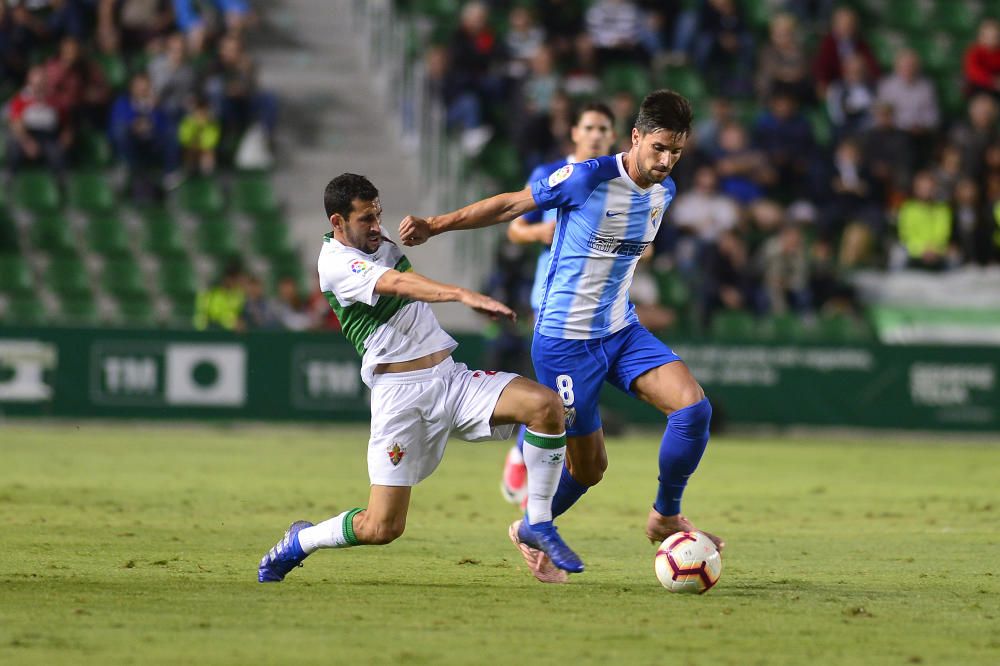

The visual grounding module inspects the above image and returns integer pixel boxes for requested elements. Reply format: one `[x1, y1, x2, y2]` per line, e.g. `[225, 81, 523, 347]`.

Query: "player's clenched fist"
[399, 215, 431, 246]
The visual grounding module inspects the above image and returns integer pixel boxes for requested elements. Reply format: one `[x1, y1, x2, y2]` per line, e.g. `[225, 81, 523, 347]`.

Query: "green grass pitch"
[1, 424, 998, 665]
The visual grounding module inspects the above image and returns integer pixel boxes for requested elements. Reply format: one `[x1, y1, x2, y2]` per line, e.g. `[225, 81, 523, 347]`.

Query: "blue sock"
[551, 464, 589, 518]
[654, 398, 712, 517]
[516, 425, 525, 455]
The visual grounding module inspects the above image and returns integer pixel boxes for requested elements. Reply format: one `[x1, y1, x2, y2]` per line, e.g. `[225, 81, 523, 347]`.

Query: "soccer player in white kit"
[257, 174, 583, 583]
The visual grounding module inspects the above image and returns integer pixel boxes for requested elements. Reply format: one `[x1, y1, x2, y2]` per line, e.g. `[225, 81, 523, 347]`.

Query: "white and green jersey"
[318, 233, 457, 388]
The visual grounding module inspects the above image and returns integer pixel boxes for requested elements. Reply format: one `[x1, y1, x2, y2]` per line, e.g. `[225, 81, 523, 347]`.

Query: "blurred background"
[1, 0, 998, 431]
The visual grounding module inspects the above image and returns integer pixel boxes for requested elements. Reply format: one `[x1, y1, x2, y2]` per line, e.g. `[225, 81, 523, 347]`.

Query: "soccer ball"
[654, 531, 722, 594]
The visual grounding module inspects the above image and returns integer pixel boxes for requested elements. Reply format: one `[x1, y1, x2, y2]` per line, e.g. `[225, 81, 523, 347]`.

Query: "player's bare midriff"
[373, 348, 451, 375]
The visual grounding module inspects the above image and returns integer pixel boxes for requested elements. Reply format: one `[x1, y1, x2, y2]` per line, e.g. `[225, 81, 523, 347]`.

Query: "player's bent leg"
[258, 487, 412, 583]
[491, 378, 583, 575]
[632, 362, 724, 551]
[352, 485, 411, 545]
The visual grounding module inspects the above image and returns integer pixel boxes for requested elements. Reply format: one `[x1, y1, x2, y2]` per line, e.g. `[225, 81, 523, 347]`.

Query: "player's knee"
[673, 382, 707, 412]
[529, 388, 564, 433]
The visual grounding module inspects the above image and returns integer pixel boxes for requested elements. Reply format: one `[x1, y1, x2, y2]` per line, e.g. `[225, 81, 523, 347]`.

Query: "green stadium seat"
[169, 293, 197, 326]
[934, 73, 965, 117]
[13, 171, 61, 214]
[31, 214, 76, 255]
[102, 257, 147, 299]
[117, 295, 157, 327]
[0, 256, 33, 295]
[86, 215, 131, 257]
[654, 270, 690, 309]
[144, 219, 186, 258]
[69, 172, 117, 215]
[602, 64, 652, 100]
[932, 0, 981, 39]
[252, 216, 294, 259]
[806, 108, 832, 148]
[6, 295, 46, 325]
[159, 256, 199, 300]
[196, 216, 240, 258]
[709, 310, 757, 341]
[869, 28, 905, 69]
[268, 253, 306, 292]
[177, 178, 226, 216]
[756, 313, 806, 342]
[475, 139, 522, 192]
[419, 0, 460, 20]
[744, 0, 772, 32]
[96, 53, 128, 90]
[46, 257, 91, 298]
[58, 292, 99, 325]
[885, 0, 926, 34]
[75, 129, 113, 168]
[233, 174, 280, 216]
[0, 210, 20, 254]
[657, 67, 707, 105]
[818, 314, 874, 342]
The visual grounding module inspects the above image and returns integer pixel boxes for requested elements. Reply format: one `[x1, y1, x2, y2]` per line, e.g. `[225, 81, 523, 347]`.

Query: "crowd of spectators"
[2, 0, 275, 199]
[418, 0, 1000, 330]
[193, 258, 343, 333]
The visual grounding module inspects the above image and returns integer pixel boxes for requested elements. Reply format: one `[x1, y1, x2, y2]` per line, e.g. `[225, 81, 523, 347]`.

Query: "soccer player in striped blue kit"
[401, 90, 724, 581]
[500, 102, 617, 511]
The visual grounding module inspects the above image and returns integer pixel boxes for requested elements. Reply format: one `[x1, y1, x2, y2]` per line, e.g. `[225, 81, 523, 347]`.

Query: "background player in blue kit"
[401, 90, 723, 581]
[500, 102, 617, 510]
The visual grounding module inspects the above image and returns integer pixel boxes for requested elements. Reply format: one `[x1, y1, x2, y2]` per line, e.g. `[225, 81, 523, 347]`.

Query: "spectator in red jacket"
[45, 36, 111, 128]
[5, 65, 71, 182]
[812, 6, 879, 97]
[963, 18, 1000, 99]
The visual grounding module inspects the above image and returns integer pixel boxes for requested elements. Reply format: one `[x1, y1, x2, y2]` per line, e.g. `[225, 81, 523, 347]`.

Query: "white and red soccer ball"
[654, 531, 723, 594]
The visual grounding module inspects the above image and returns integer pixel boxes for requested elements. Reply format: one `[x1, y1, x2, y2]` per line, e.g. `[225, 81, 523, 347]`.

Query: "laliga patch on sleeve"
[548, 164, 574, 187]
[349, 259, 375, 275]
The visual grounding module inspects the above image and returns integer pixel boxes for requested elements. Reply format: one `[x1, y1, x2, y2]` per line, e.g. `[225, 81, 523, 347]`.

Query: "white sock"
[296, 508, 363, 553]
[522, 429, 567, 525]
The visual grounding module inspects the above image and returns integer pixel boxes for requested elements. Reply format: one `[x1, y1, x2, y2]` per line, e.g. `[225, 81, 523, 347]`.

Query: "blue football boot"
[257, 520, 313, 582]
[516, 519, 584, 574]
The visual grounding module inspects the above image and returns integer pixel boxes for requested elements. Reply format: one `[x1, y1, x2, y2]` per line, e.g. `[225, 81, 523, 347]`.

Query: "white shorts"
[367, 356, 518, 486]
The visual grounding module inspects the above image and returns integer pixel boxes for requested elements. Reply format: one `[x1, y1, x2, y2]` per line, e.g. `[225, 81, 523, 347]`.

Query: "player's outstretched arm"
[375, 270, 516, 321]
[400, 187, 537, 246]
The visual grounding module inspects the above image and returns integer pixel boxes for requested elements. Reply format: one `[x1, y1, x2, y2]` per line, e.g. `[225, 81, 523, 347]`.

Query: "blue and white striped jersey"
[530, 152, 674, 339]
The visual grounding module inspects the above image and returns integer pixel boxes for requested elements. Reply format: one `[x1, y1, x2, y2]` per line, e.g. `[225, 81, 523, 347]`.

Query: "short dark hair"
[572, 101, 615, 127]
[634, 89, 692, 136]
[324, 173, 379, 219]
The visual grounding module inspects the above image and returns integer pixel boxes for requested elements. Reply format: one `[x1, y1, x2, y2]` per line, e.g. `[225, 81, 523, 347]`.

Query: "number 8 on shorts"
[556, 374, 575, 407]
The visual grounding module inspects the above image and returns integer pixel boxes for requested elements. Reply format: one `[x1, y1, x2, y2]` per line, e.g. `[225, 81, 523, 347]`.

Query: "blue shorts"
[531, 323, 682, 436]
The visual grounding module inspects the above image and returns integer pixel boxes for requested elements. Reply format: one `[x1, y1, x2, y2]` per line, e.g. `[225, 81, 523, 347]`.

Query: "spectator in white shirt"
[586, 0, 644, 66]
[876, 48, 940, 136]
[671, 165, 741, 242]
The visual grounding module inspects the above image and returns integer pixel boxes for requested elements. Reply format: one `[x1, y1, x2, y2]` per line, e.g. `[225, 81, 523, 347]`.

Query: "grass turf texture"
[1, 424, 998, 665]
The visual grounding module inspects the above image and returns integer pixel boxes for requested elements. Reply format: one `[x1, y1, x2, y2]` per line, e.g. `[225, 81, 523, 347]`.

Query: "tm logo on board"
[92, 342, 246, 407]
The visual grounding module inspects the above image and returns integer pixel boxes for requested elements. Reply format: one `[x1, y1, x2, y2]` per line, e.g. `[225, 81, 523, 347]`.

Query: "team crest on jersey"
[548, 164, 574, 187]
[650, 206, 663, 227]
[387, 442, 406, 466]
[350, 259, 374, 275]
